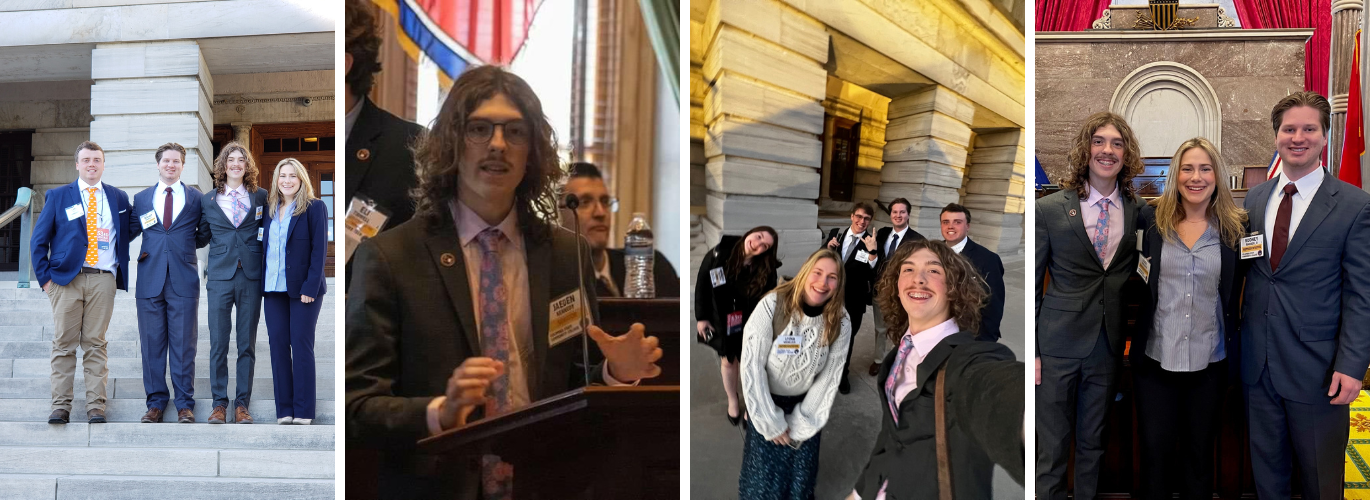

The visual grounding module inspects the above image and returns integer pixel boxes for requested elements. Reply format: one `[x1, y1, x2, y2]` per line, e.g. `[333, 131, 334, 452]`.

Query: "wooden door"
[828, 117, 860, 202]
[0, 131, 32, 271]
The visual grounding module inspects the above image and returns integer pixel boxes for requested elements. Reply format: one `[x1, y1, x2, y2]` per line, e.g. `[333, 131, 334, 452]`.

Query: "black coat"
[856, 333, 1024, 499]
[874, 225, 926, 279]
[196, 188, 268, 281]
[344, 97, 426, 290]
[694, 236, 777, 361]
[823, 227, 878, 309]
[960, 238, 1007, 342]
[597, 248, 680, 298]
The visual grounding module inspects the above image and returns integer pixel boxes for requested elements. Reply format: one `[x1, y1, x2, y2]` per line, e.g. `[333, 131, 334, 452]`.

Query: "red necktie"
[1271, 183, 1297, 271]
[163, 187, 173, 230]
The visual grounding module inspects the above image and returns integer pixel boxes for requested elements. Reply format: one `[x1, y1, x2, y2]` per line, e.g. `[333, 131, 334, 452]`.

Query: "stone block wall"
[880, 86, 975, 234]
[965, 130, 1026, 253]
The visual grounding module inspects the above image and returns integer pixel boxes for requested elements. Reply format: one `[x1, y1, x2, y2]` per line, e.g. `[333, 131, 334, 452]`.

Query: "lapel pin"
[440, 253, 456, 267]
[1069, 209, 1078, 217]
[357, 148, 371, 161]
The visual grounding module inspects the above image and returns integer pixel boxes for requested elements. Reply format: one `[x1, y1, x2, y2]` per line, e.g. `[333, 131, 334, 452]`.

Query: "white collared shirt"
[949, 236, 969, 254]
[1264, 167, 1326, 250]
[885, 227, 910, 257]
[152, 180, 186, 226]
[77, 178, 117, 272]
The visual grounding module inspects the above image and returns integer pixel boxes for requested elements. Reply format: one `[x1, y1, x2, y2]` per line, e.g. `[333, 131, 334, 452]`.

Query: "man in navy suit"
[128, 143, 204, 424]
[868, 197, 925, 375]
[31, 141, 131, 424]
[823, 202, 880, 394]
[940, 203, 1005, 342]
[1240, 91, 1370, 499]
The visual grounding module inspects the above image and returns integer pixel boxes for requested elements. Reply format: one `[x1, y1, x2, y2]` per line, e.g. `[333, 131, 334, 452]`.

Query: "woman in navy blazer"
[261, 158, 329, 425]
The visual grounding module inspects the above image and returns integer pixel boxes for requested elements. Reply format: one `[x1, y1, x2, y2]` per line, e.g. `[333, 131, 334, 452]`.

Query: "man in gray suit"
[1241, 91, 1370, 499]
[196, 142, 268, 424]
[1035, 112, 1144, 500]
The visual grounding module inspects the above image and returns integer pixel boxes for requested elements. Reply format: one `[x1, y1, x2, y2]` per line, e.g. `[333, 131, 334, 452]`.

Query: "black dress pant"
[839, 302, 865, 383]
[1036, 329, 1117, 500]
[1132, 354, 1227, 500]
[1247, 365, 1349, 500]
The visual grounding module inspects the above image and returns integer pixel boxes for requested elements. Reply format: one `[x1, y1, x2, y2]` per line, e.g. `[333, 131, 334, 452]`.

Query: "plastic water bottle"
[624, 212, 655, 298]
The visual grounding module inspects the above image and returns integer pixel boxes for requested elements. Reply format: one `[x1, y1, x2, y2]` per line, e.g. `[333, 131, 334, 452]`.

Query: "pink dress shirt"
[1081, 182, 1124, 269]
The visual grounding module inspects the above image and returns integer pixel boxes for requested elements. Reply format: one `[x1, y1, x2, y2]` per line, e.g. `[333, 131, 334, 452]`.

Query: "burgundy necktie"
[1271, 183, 1297, 271]
[163, 187, 173, 230]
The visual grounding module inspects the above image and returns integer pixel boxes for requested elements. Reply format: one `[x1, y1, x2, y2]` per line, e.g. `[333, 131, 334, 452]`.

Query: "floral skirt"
[738, 393, 821, 500]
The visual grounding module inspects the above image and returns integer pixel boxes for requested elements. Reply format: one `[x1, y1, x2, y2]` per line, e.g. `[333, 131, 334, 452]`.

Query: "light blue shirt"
[264, 201, 295, 292]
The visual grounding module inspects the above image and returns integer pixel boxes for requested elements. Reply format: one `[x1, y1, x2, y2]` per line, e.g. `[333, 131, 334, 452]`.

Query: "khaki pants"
[47, 272, 114, 412]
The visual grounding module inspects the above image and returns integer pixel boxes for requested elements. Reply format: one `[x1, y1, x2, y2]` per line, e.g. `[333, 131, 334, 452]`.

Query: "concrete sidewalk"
[689, 252, 1027, 499]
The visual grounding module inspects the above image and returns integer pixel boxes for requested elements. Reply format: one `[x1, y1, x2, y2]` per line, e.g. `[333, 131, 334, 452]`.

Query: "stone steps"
[0, 422, 332, 449]
[1, 474, 334, 500]
[0, 399, 335, 424]
[0, 376, 335, 400]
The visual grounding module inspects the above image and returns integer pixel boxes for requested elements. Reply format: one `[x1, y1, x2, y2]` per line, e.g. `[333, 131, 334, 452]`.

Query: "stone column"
[89, 40, 214, 195]
[701, 0, 828, 276]
[879, 86, 974, 235]
[964, 129, 1027, 254]
[231, 122, 252, 145]
[1330, 0, 1364, 174]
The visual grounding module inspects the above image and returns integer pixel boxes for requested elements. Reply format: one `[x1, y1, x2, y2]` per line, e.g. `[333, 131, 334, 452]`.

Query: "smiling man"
[30, 141, 132, 425]
[868, 198, 925, 375]
[940, 203, 1005, 342]
[128, 143, 204, 424]
[1240, 92, 1370, 499]
[195, 142, 268, 424]
[346, 66, 664, 499]
[823, 202, 880, 393]
[1034, 112, 1144, 500]
[562, 162, 679, 298]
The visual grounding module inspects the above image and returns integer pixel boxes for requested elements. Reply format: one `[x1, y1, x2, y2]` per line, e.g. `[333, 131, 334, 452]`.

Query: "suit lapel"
[1279, 178, 1339, 271]
[525, 228, 551, 399]
[1063, 191, 1101, 269]
[425, 226, 482, 356]
[1247, 181, 1275, 276]
[346, 98, 385, 193]
[285, 200, 304, 241]
[1107, 196, 1138, 269]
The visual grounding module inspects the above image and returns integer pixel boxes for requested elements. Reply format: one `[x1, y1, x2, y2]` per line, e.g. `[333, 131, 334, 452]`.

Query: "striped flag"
[373, 0, 543, 84]
[1266, 151, 1282, 181]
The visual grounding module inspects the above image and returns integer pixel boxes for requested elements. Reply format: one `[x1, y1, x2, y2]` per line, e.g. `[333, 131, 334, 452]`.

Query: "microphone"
[563, 193, 592, 385]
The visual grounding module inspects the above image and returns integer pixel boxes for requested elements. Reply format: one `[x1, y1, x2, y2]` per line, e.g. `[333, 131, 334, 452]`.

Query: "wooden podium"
[418, 385, 680, 499]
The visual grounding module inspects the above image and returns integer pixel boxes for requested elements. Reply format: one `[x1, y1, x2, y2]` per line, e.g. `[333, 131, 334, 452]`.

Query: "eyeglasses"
[573, 195, 619, 213]
[852, 214, 872, 222]
[464, 119, 531, 146]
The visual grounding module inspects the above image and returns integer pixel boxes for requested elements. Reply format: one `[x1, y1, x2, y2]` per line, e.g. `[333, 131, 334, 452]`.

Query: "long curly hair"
[770, 249, 847, 346]
[1151, 137, 1247, 248]
[345, 0, 382, 97]
[725, 226, 781, 298]
[410, 65, 562, 242]
[874, 239, 987, 342]
[1063, 112, 1144, 199]
[211, 141, 259, 194]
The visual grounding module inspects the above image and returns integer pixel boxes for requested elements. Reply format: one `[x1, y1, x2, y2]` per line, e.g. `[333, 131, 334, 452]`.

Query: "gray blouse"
[1146, 223, 1225, 372]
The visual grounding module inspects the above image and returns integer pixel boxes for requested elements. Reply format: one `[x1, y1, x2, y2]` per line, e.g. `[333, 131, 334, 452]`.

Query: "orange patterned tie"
[84, 187, 98, 266]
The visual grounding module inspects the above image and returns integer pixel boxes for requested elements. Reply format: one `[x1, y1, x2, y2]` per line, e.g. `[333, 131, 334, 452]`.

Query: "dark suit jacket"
[874, 225, 926, 278]
[345, 209, 601, 498]
[1133, 205, 1243, 380]
[260, 199, 329, 299]
[823, 227, 878, 309]
[1035, 188, 1141, 358]
[855, 333, 1024, 499]
[196, 188, 268, 281]
[31, 181, 133, 290]
[129, 183, 203, 299]
[345, 97, 426, 291]
[599, 248, 680, 298]
[1240, 175, 1370, 403]
[960, 238, 1006, 342]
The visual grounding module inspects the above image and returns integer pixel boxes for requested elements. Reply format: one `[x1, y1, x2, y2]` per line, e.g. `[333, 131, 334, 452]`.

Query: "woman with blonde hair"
[1132, 137, 1245, 500]
[739, 248, 851, 499]
[261, 158, 329, 425]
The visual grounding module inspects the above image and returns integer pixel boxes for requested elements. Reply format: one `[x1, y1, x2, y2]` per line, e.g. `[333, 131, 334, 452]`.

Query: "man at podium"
[345, 66, 664, 499]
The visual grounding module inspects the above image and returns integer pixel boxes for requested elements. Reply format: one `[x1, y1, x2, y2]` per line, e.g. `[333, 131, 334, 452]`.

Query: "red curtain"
[1035, 0, 1113, 31]
[1233, 0, 1331, 95]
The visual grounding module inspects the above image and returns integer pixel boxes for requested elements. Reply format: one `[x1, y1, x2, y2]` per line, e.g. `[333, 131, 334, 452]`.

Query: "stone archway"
[1110, 61, 1222, 158]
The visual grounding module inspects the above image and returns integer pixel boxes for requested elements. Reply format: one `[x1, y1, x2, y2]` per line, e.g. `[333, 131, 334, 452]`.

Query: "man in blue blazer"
[1240, 92, 1370, 500]
[31, 141, 130, 424]
[940, 203, 1005, 342]
[128, 143, 204, 424]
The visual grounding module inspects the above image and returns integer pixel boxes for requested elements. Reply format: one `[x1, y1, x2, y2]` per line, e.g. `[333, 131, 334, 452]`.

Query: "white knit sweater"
[740, 292, 852, 442]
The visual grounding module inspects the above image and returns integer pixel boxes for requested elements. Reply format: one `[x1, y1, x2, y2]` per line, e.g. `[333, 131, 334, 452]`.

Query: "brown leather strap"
[935, 363, 953, 500]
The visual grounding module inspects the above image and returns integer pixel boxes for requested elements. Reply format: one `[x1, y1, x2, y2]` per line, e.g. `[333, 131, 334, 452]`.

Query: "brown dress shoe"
[234, 405, 253, 424]
[87, 409, 106, 424]
[868, 363, 881, 376]
[48, 409, 70, 424]
[177, 408, 194, 423]
[141, 407, 163, 423]
[208, 405, 227, 424]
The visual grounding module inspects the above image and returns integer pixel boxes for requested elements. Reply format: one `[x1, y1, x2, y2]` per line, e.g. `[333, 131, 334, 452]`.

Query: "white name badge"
[775, 335, 802, 356]
[709, 267, 726, 287]
[1241, 233, 1265, 259]
[139, 211, 159, 230]
[65, 204, 83, 221]
[856, 250, 871, 263]
[548, 289, 585, 347]
[1136, 255, 1151, 284]
[257, 228, 264, 241]
[255, 206, 263, 220]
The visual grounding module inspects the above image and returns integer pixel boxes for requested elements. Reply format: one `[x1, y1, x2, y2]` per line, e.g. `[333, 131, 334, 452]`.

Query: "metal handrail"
[0, 187, 31, 227]
[8, 187, 35, 287]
